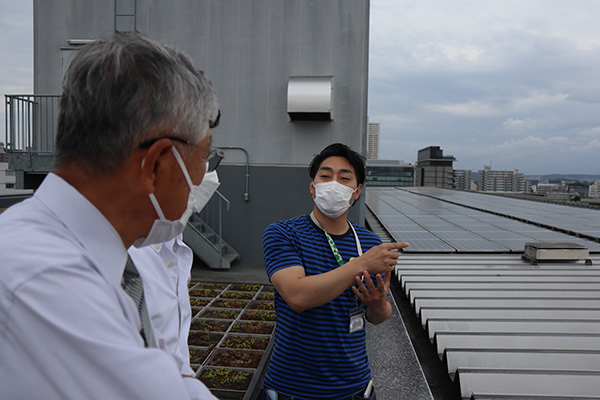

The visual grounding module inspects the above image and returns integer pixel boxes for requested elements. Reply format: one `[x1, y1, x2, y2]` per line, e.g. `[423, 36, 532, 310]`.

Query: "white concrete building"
[589, 180, 600, 198]
[453, 169, 472, 191]
[476, 165, 530, 193]
[0, 150, 32, 196]
[367, 122, 380, 160]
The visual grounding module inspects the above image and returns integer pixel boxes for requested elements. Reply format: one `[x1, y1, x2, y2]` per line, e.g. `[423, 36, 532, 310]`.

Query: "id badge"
[349, 308, 365, 333]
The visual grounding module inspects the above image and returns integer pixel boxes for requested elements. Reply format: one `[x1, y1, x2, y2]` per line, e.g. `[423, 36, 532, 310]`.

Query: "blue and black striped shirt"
[263, 214, 383, 399]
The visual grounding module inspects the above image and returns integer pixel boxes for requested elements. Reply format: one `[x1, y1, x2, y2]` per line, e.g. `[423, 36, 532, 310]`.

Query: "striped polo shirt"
[262, 214, 382, 399]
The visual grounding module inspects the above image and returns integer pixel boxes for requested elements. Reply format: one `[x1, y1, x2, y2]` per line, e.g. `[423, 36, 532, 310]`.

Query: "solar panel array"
[394, 252, 600, 399]
[407, 187, 600, 240]
[366, 187, 600, 253]
[366, 187, 600, 398]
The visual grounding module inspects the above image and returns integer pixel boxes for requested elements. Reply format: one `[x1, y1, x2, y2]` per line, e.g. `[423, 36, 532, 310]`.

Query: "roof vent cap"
[522, 242, 591, 265]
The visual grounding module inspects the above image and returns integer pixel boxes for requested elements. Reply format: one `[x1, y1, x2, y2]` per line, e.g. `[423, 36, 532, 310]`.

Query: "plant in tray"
[247, 300, 274, 311]
[207, 349, 264, 369]
[189, 288, 221, 298]
[255, 292, 275, 301]
[212, 299, 249, 309]
[189, 347, 211, 365]
[188, 331, 223, 348]
[189, 297, 211, 307]
[219, 291, 254, 300]
[200, 308, 240, 320]
[220, 334, 270, 350]
[191, 307, 203, 317]
[231, 321, 274, 335]
[191, 318, 232, 332]
[198, 367, 253, 391]
[241, 310, 276, 322]
[195, 282, 229, 290]
[229, 284, 261, 292]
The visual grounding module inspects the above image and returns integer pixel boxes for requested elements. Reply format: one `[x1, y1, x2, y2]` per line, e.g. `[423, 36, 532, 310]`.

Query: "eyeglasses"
[138, 109, 221, 147]
[138, 136, 225, 172]
[210, 110, 221, 129]
[207, 149, 225, 172]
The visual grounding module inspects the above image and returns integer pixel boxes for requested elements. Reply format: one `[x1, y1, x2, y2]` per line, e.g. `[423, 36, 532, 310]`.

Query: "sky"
[369, 0, 600, 175]
[1, 1, 599, 175]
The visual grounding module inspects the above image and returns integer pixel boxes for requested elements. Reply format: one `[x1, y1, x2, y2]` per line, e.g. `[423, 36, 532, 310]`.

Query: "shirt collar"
[150, 234, 182, 255]
[35, 173, 128, 286]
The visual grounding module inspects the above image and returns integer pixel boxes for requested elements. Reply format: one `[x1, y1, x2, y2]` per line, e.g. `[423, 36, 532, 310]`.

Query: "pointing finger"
[386, 242, 409, 250]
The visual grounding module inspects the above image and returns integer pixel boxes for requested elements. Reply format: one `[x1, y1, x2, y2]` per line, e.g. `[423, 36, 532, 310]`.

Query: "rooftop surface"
[193, 262, 435, 400]
[195, 186, 600, 399]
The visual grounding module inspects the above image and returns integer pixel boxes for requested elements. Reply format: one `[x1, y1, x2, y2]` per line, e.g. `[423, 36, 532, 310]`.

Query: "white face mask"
[312, 181, 358, 219]
[134, 147, 220, 248]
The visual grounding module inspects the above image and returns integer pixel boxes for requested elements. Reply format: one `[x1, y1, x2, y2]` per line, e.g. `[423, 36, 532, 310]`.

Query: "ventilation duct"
[287, 76, 333, 121]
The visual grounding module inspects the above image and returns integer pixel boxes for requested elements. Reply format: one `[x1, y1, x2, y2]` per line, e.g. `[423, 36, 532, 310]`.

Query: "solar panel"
[403, 187, 600, 241]
[366, 187, 600, 253]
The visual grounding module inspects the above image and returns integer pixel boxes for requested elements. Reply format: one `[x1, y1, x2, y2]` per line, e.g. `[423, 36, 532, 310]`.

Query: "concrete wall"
[216, 164, 364, 264]
[33, 0, 370, 263]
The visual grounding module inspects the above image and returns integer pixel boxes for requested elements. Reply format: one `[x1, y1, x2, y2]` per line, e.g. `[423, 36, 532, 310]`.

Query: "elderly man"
[0, 34, 220, 399]
[127, 151, 221, 377]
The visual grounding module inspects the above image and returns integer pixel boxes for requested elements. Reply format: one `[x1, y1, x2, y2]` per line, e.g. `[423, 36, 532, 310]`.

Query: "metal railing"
[198, 190, 230, 256]
[5, 95, 60, 154]
[4, 94, 232, 258]
[114, 0, 138, 33]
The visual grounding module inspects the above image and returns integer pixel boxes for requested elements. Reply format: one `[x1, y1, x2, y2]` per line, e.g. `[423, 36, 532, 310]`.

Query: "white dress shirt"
[128, 235, 195, 376]
[0, 173, 216, 400]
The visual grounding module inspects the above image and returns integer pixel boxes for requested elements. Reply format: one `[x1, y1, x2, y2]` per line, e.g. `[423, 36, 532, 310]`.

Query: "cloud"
[368, 1, 600, 174]
[427, 100, 498, 117]
[502, 118, 552, 135]
[510, 92, 570, 111]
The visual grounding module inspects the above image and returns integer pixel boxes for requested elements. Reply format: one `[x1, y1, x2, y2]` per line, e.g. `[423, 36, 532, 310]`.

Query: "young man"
[262, 143, 409, 400]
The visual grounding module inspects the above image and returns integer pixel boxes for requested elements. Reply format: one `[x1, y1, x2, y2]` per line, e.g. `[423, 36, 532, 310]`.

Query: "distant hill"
[524, 174, 600, 183]
[470, 172, 600, 182]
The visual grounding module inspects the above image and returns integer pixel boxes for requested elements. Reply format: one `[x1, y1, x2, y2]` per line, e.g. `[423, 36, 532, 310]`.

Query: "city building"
[537, 183, 562, 196]
[0, 152, 13, 192]
[589, 181, 600, 198]
[367, 122, 380, 160]
[476, 165, 530, 193]
[366, 159, 414, 187]
[568, 184, 589, 197]
[0, 144, 32, 196]
[414, 146, 455, 188]
[453, 169, 472, 191]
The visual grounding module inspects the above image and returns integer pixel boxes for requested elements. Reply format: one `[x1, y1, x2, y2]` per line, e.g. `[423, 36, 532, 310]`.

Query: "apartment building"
[476, 165, 530, 193]
[367, 122, 380, 160]
[453, 169, 472, 191]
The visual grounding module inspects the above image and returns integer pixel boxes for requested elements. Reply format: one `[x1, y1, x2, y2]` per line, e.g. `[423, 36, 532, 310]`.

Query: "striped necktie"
[122, 256, 156, 347]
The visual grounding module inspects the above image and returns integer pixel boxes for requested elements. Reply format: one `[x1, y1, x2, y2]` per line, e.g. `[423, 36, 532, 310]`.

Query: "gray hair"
[55, 33, 219, 174]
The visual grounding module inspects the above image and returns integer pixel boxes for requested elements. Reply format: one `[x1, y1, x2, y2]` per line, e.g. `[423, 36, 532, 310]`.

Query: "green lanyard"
[309, 211, 363, 267]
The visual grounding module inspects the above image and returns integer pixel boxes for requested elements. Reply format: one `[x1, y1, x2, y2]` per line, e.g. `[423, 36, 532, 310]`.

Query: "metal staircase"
[183, 191, 240, 269]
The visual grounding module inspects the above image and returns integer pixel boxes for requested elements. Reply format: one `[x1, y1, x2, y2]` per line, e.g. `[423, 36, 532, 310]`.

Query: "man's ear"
[139, 139, 174, 194]
[309, 179, 315, 198]
[353, 183, 362, 203]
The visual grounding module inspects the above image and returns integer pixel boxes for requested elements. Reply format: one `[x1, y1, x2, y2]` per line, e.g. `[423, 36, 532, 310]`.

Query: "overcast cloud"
[370, 0, 600, 174]
[1, 1, 599, 175]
